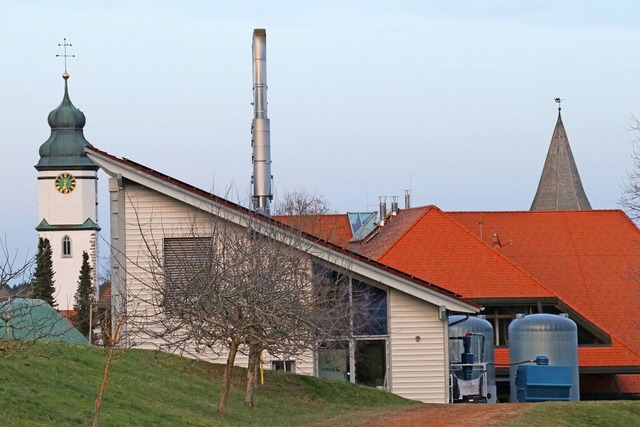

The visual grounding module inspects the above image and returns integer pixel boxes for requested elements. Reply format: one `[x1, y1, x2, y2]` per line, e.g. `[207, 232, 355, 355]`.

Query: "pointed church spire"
[530, 101, 591, 211]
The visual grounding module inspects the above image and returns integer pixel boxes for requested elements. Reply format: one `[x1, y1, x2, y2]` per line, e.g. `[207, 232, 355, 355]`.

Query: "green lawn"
[0, 341, 415, 426]
[509, 400, 640, 426]
[2, 341, 638, 426]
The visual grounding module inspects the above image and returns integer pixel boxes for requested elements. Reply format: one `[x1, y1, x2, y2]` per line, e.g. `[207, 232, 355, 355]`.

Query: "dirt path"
[365, 403, 533, 427]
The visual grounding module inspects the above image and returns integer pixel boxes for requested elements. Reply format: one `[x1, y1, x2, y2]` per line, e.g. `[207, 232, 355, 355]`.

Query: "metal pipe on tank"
[251, 28, 272, 216]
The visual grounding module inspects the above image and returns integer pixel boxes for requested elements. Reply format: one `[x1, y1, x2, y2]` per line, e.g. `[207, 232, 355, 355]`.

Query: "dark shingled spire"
[530, 110, 591, 211]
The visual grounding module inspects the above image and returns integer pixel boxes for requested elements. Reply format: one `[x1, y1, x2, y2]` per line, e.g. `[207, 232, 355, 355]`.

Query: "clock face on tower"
[54, 172, 76, 194]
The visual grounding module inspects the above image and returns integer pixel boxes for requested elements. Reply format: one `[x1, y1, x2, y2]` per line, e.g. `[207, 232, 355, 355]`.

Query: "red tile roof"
[448, 209, 640, 366]
[274, 214, 353, 247]
[616, 374, 640, 393]
[283, 207, 640, 372]
[375, 207, 554, 299]
[98, 282, 111, 304]
[86, 147, 478, 309]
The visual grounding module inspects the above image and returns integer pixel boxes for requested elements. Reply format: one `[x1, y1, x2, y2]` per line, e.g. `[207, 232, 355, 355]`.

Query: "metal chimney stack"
[379, 196, 387, 226]
[391, 196, 399, 215]
[251, 29, 272, 216]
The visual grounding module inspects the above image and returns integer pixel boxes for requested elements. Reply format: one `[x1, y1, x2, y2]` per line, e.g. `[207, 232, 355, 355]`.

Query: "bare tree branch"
[619, 116, 640, 222]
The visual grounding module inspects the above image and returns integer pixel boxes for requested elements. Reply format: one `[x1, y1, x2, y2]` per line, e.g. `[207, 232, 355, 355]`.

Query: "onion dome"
[35, 73, 97, 171]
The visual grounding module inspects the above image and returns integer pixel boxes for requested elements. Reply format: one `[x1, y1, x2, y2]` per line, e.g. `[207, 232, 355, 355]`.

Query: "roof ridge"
[609, 333, 640, 362]
[375, 206, 435, 260]
[442, 211, 557, 297]
[446, 209, 626, 214]
[560, 211, 598, 315]
[86, 147, 477, 309]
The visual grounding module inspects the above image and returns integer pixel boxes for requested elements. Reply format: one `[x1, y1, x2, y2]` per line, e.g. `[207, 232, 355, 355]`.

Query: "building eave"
[87, 147, 479, 314]
[36, 218, 101, 232]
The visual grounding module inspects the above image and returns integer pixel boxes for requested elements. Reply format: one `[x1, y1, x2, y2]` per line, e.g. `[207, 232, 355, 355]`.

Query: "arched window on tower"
[62, 236, 72, 257]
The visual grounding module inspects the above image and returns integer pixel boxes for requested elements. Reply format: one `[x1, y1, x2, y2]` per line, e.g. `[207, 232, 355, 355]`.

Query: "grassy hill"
[0, 341, 415, 426]
[2, 341, 639, 426]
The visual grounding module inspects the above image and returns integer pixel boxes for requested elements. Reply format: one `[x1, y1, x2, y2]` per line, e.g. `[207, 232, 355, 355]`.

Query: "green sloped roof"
[35, 76, 97, 171]
[0, 298, 90, 345]
[36, 218, 101, 232]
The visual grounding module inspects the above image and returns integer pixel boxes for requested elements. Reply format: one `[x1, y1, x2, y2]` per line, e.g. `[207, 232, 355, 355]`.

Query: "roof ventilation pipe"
[391, 196, 399, 216]
[378, 196, 387, 226]
[404, 190, 411, 209]
[251, 29, 272, 216]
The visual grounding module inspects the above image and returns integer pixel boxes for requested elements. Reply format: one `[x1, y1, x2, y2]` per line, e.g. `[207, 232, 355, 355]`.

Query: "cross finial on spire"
[554, 97, 564, 111]
[56, 38, 75, 79]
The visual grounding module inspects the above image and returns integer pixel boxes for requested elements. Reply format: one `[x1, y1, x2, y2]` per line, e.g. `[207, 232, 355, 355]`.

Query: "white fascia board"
[88, 151, 478, 314]
[88, 151, 250, 226]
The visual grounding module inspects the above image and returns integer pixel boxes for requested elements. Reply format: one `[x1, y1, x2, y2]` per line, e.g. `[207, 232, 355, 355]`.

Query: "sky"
[2, 1, 640, 272]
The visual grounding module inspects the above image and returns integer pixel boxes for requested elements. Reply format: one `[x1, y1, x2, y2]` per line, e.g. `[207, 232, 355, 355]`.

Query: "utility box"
[516, 365, 572, 402]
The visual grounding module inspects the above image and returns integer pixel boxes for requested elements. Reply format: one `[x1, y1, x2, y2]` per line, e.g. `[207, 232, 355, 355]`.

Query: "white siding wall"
[120, 184, 318, 373]
[118, 184, 450, 397]
[121, 184, 243, 362]
[389, 288, 448, 403]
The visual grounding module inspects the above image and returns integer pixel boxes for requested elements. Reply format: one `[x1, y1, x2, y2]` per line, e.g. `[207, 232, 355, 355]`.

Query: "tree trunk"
[244, 344, 260, 406]
[218, 338, 240, 413]
[93, 316, 124, 427]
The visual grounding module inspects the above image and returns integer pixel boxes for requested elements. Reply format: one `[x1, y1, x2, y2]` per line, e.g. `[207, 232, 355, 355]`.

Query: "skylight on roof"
[348, 212, 377, 242]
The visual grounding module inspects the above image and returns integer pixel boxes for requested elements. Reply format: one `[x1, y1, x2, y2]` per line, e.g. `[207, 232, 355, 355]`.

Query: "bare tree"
[0, 237, 36, 354]
[274, 190, 332, 216]
[93, 315, 125, 427]
[120, 209, 356, 413]
[620, 118, 640, 222]
[0, 236, 33, 291]
[271, 190, 350, 245]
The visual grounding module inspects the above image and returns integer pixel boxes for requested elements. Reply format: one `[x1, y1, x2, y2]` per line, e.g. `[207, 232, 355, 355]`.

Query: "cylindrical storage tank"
[449, 315, 496, 403]
[508, 313, 579, 402]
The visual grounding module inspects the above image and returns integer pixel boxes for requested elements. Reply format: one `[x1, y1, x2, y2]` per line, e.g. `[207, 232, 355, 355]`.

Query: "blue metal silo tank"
[508, 313, 579, 402]
[448, 315, 496, 403]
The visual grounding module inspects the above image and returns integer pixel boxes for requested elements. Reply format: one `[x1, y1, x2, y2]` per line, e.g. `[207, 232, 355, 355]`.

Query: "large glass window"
[312, 264, 388, 336]
[313, 264, 389, 390]
[353, 279, 388, 336]
[318, 341, 350, 381]
[318, 339, 388, 388]
[355, 340, 386, 387]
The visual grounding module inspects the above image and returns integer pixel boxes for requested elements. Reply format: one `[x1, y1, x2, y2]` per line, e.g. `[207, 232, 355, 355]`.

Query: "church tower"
[530, 102, 592, 211]
[35, 72, 99, 310]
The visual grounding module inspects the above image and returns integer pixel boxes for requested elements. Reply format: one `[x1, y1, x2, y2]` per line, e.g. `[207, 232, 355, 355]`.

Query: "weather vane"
[56, 38, 75, 77]
[554, 97, 564, 111]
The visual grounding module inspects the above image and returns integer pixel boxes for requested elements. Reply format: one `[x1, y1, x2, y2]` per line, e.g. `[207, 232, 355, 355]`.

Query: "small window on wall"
[272, 360, 295, 373]
[62, 236, 72, 257]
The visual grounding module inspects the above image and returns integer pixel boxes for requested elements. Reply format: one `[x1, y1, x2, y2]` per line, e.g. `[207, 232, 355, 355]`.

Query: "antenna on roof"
[554, 97, 564, 112]
[56, 38, 75, 78]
